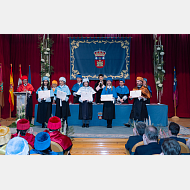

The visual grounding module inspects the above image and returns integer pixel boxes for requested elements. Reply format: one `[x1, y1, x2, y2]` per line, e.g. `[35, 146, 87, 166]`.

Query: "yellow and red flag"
[9, 64, 14, 112]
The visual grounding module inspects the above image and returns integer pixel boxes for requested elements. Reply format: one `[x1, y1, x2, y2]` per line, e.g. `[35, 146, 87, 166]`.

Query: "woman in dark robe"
[76, 78, 96, 128]
[36, 76, 54, 128]
[101, 77, 118, 128]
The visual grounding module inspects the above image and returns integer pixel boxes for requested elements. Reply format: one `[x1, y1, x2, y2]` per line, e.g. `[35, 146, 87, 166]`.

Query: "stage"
[34, 103, 168, 127]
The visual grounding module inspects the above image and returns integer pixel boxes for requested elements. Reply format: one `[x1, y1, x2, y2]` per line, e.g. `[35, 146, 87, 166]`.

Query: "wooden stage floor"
[1, 117, 190, 155]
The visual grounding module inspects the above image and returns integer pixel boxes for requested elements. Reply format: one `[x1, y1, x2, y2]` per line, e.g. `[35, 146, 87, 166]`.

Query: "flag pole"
[172, 93, 179, 120]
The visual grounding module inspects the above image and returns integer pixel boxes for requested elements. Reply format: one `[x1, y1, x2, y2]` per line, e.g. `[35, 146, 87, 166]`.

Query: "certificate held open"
[38, 90, 50, 99]
[130, 90, 141, 98]
[101, 94, 113, 101]
[57, 90, 67, 100]
[81, 91, 92, 101]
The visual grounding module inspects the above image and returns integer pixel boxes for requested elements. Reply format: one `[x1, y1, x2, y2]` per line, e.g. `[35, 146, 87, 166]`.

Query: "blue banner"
[69, 37, 131, 80]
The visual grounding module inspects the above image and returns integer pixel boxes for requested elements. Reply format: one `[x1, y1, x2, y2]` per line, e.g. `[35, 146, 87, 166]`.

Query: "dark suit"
[134, 142, 161, 155]
[159, 136, 186, 145]
[125, 135, 143, 154]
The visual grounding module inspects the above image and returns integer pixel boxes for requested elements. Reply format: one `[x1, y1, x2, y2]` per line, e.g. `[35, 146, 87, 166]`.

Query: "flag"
[173, 66, 178, 107]
[0, 63, 4, 107]
[28, 65, 31, 84]
[9, 64, 14, 112]
[17, 64, 22, 87]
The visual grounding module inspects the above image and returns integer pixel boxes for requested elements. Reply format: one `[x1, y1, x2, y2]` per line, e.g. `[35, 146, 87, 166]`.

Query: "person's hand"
[139, 96, 143, 99]
[120, 99, 124, 103]
[159, 128, 163, 138]
[41, 98, 44, 100]
[133, 128, 137, 136]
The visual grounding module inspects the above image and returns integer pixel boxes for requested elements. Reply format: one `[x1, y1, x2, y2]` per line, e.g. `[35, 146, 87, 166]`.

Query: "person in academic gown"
[51, 80, 58, 92]
[44, 116, 73, 154]
[11, 118, 35, 148]
[116, 78, 129, 104]
[143, 78, 152, 104]
[94, 74, 106, 104]
[124, 77, 151, 127]
[30, 132, 58, 155]
[54, 77, 71, 129]
[17, 75, 35, 123]
[71, 74, 83, 103]
[36, 76, 54, 128]
[101, 77, 118, 128]
[76, 78, 96, 128]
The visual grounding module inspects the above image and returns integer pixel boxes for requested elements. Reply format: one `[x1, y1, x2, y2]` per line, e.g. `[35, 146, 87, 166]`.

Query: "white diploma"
[81, 91, 92, 101]
[130, 90, 141, 98]
[101, 94, 113, 101]
[57, 90, 67, 100]
[38, 90, 50, 99]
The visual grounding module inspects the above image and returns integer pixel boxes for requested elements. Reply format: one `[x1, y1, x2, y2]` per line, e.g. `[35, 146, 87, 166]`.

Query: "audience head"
[5, 137, 29, 155]
[168, 122, 180, 136]
[143, 125, 158, 144]
[34, 132, 51, 151]
[48, 116, 61, 131]
[161, 138, 181, 155]
[135, 122, 146, 136]
[16, 119, 30, 136]
[0, 126, 11, 146]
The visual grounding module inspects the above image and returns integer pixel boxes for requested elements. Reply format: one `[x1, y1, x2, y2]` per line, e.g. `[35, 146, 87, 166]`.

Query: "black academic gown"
[36, 94, 52, 124]
[79, 101, 93, 120]
[117, 93, 129, 104]
[94, 80, 106, 103]
[26, 95, 33, 123]
[55, 98, 71, 119]
[129, 87, 148, 122]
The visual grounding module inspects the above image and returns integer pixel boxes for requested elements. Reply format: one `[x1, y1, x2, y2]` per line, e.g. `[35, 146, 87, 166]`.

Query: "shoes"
[82, 124, 85, 128]
[107, 125, 112, 128]
[86, 124, 89, 128]
[124, 123, 130, 127]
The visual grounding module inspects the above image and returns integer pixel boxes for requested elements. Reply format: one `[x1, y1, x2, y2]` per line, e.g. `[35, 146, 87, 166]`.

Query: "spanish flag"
[9, 64, 14, 112]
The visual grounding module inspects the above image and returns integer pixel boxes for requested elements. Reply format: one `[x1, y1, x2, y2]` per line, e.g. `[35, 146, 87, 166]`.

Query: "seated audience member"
[30, 132, 58, 155]
[5, 137, 29, 155]
[159, 122, 186, 145]
[11, 118, 35, 148]
[160, 138, 181, 155]
[134, 126, 161, 155]
[44, 116, 73, 154]
[0, 126, 12, 155]
[125, 122, 146, 154]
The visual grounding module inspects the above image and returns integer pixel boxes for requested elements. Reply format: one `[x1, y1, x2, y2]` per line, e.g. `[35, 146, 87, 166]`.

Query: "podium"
[13, 92, 28, 119]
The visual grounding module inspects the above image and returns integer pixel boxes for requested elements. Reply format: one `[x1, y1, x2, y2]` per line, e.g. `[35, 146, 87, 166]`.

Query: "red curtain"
[0, 34, 189, 118]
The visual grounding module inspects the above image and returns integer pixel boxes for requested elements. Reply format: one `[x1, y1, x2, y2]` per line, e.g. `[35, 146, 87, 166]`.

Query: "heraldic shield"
[94, 50, 106, 68]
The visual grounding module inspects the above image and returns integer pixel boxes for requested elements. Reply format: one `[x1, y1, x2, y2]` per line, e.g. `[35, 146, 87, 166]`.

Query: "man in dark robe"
[17, 75, 35, 123]
[71, 74, 83, 103]
[124, 77, 151, 127]
[94, 74, 106, 104]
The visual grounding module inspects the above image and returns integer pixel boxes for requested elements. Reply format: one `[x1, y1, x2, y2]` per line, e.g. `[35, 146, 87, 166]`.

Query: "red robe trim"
[17, 83, 35, 94]
[11, 133, 35, 148]
[44, 130, 72, 150]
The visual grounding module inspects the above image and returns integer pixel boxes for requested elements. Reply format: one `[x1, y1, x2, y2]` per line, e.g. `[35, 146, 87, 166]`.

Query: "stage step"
[70, 138, 128, 155]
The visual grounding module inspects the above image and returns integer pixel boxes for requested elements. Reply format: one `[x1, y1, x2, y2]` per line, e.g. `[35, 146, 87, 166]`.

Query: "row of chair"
[125, 141, 190, 155]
